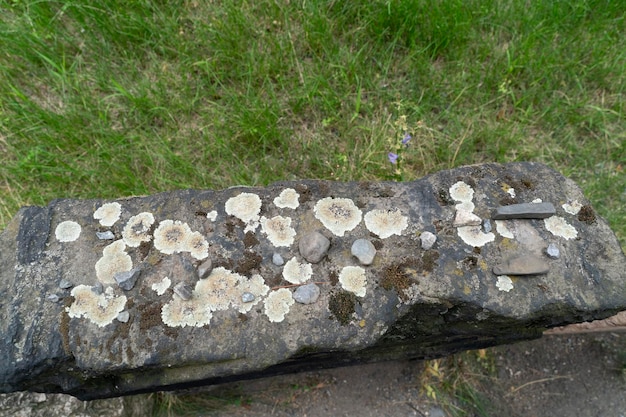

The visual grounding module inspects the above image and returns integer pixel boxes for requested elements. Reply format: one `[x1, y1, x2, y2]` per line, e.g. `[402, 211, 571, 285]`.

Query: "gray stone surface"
[492, 202, 556, 219]
[0, 162, 624, 400]
[546, 243, 560, 259]
[114, 267, 141, 291]
[351, 239, 376, 265]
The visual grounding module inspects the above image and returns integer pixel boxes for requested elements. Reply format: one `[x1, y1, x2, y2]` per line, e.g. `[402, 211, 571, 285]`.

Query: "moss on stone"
[578, 205, 596, 224]
[328, 291, 356, 325]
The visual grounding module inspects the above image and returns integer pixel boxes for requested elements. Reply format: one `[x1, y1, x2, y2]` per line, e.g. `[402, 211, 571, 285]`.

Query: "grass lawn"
[0, 0, 624, 414]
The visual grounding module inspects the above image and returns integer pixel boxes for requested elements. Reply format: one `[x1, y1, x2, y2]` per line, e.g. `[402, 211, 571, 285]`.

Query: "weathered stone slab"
[0, 162, 624, 400]
[492, 202, 556, 219]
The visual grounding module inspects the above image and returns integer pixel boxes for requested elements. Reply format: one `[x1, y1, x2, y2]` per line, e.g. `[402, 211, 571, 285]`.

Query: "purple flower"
[388, 152, 399, 164]
[402, 133, 411, 146]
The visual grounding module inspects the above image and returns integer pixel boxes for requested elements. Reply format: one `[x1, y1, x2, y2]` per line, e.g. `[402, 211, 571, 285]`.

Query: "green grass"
[0, 1, 624, 411]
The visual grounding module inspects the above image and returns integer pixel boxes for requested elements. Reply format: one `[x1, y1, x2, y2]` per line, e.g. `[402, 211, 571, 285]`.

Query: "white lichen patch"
[93, 202, 122, 227]
[151, 276, 171, 296]
[313, 197, 362, 237]
[153, 220, 208, 259]
[283, 257, 313, 284]
[161, 297, 213, 328]
[449, 181, 474, 203]
[364, 209, 408, 239]
[457, 226, 495, 247]
[95, 240, 132, 285]
[67, 285, 127, 327]
[187, 231, 209, 260]
[55, 221, 81, 242]
[261, 215, 296, 247]
[206, 210, 218, 221]
[495, 220, 515, 239]
[273, 188, 300, 209]
[506, 187, 516, 198]
[122, 212, 155, 247]
[496, 275, 514, 292]
[195, 267, 242, 311]
[532, 198, 543, 203]
[562, 200, 582, 215]
[264, 288, 295, 323]
[338, 266, 367, 297]
[234, 274, 270, 313]
[225, 192, 262, 225]
[544, 216, 578, 240]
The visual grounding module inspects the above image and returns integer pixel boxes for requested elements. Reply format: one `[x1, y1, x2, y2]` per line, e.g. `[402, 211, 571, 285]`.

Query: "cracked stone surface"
[0, 162, 624, 400]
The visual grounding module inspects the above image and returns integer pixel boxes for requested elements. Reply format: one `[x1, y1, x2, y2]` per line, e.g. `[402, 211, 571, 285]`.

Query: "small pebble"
[298, 231, 330, 264]
[59, 279, 73, 289]
[46, 294, 60, 303]
[96, 230, 115, 240]
[197, 258, 213, 279]
[173, 282, 193, 300]
[92, 283, 104, 295]
[116, 311, 130, 323]
[241, 292, 255, 303]
[272, 253, 285, 266]
[351, 239, 376, 265]
[114, 268, 141, 291]
[293, 283, 320, 304]
[420, 231, 437, 250]
[482, 219, 492, 234]
[546, 243, 560, 259]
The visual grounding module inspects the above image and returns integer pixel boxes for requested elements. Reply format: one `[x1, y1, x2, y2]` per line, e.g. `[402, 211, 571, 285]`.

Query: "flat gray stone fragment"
[492, 202, 556, 220]
[173, 282, 193, 300]
[351, 239, 376, 265]
[420, 231, 437, 250]
[95, 230, 115, 240]
[293, 283, 320, 304]
[298, 232, 330, 264]
[91, 283, 103, 295]
[493, 254, 550, 276]
[197, 259, 213, 279]
[482, 219, 492, 234]
[546, 243, 560, 259]
[114, 268, 141, 291]
[46, 294, 60, 303]
[58, 279, 73, 289]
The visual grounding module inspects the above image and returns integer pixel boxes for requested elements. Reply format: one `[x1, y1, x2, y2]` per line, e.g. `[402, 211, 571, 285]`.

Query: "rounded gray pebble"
[420, 231, 437, 250]
[46, 294, 60, 303]
[351, 239, 376, 265]
[241, 292, 255, 303]
[298, 232, 330, 264]
[546, 243, 560, 259]
[272, 253, 285, 266]
[293, 283, 320, 304]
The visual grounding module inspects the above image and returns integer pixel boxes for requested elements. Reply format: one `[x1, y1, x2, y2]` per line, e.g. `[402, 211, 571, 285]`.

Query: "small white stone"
[351, 239, 376, 265]
[241, 292, 255, 303]
[96, 230, 115, 240]
[546, 243, 560, 259]
[272, 253, 285, 266]
[116, 311, 130, 323]
[206, 210, 218, 221]
[532, 198, 543, 203]
[507, 188, 516, 198]
[420, 231, 437, 250]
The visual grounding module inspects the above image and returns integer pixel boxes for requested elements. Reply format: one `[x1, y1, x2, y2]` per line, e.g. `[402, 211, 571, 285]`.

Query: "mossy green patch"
[328, 291, 356, 325]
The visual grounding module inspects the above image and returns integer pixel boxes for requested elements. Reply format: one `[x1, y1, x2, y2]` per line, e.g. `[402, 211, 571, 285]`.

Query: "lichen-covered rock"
[0, 162, 624, 400]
